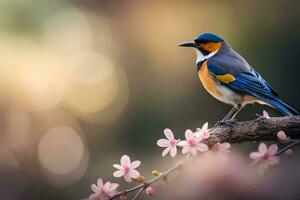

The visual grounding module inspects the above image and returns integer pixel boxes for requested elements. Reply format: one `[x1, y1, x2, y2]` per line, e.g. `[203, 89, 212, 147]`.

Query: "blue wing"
[207, 57, 298, 115]
[207, 57, 278, 98]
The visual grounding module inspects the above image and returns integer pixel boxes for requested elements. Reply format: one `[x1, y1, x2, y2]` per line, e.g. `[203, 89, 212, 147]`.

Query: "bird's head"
[179, 33, 225, 64]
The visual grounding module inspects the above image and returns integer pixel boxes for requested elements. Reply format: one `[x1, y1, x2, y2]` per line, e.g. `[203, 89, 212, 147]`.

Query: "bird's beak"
[178, 40, 196, 48]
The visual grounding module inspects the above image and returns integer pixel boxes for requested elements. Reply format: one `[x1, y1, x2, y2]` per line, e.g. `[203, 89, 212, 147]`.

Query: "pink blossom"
[178, 129, 208, 156]
[250, 143, 279, 174]
[89, 178, 119, 200]
[113, 155, 141, 182]
[211, 142, 231, 154]
[195, 122, 210, 140]
[157, 128, 179, 157]
[145, 186, 155, 196]
[263, 110, 270, 119]
[207, 142, 231, 161]
[277, 130, 288, 141]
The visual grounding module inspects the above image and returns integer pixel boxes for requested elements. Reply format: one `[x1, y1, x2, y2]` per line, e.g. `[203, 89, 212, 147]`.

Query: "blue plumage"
[195, 33, 224, 42]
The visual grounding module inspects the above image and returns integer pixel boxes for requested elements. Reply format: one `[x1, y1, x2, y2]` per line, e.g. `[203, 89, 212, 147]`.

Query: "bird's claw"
[214, 119, 237, 127]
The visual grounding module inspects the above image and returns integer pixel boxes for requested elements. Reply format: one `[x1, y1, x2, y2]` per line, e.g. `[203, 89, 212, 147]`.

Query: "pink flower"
[277, 130, 288, 141]
[145, 186, 155, 196]
[250, 143, 279, 174]
[211, 142, 231, 154]
[207, 142, 231, 161]
[157, 128, 179, 157]
[89, 178, 119, 200]
[178, 129, 208, 156]
[195, 122, 210, 140]
[113, 155, 141, 182]
[263, 110, 270, 119]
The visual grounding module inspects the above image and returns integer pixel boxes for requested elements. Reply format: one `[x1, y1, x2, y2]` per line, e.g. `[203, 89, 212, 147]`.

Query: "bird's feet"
[214, 119, 237, 127]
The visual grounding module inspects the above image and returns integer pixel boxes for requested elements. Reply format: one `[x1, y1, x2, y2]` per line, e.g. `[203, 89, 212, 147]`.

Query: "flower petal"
[258, 161, 269, 175]
[128, 169, 140, 178]
[258, 143, 267, 153]
[103, 182, 111, 191]
[91, 184, 99, 193]
[89, 192, 100, 200]
[124, 174, 132, 182]
[263, 110, 270, 119]
[250, 152, 263, 159]
[196, 143, 209, 152]
[202, 122, 208, 131]
[108, 183, 119, 192]
[170, 146, 177, 157]
[182, 146, 190, 154]
[268, 144, 278, 155]
[120, 155, 131, 166]
[185, 129, 194, 140]
[113, 164, 122, 170]
[113, 170, 125, 177]
[97, 178, 104, 188]
[162, 146, 171, 156]
[202, 131, 210, 140]
[164, 128, 174, 140]
[131, 160, 141, 168]
[267, 156, 279, 165]
[157, 139, 169, 147]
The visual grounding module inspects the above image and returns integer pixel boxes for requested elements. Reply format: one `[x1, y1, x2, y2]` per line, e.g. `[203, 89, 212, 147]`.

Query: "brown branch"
[206, 116, 300, 146]
[108, 116, 300, 200]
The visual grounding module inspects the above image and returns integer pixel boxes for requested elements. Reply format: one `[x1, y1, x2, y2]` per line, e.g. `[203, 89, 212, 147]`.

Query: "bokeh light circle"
[38, 126, 88, 186]
[64, 51, 120, 114]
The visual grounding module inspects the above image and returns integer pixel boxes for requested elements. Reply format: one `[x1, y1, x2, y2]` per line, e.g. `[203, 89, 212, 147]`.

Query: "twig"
[276, 140, 300, 155]
[132, 187, 144, 200]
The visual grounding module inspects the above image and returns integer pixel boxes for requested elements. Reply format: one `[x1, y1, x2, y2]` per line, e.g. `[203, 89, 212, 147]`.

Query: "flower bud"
[151, 170, 160, 176]
[277, 130, 288, 142]
[145, 186, 155, 196]
[285, 149, 294, 157]
[135, 175, 145, 183]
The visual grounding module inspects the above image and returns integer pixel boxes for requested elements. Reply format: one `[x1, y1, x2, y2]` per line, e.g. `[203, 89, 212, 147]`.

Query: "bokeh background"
[0, 0, 299, 199]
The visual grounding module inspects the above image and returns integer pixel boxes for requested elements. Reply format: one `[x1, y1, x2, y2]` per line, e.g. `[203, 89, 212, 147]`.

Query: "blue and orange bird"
[179, 33, 298, 124]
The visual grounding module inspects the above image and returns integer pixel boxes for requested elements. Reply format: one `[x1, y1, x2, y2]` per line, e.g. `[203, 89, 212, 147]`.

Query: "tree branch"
[206, 116, 300, 146]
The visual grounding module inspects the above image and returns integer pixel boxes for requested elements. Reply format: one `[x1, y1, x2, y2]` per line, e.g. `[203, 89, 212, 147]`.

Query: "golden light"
[0, 36, 70, 111]
[38, 126, 89, 186]
[63, 51, 121, 115]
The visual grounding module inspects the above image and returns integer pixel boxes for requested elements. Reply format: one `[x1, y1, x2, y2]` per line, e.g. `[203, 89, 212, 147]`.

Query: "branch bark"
[206, 116, 300, 146]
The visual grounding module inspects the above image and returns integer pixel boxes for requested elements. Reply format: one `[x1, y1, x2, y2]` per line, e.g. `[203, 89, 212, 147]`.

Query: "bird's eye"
[202, 40, 209, 44]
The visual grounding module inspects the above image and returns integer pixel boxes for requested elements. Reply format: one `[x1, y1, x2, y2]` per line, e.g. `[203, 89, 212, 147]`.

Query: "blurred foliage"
[0, 0, 299, 199]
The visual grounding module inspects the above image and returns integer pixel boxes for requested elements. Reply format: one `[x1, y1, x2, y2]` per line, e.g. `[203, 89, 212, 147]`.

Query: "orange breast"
[198, 61, 221, 98]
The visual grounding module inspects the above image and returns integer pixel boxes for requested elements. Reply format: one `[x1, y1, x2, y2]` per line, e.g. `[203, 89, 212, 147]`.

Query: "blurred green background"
[0, 0, 299, 199]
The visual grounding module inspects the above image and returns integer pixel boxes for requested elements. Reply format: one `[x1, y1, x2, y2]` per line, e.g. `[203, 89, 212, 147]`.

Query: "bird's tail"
[260, 96, 299, 116]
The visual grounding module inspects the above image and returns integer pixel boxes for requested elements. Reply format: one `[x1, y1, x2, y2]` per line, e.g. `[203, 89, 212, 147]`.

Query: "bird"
[179, 33, 298, 125]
